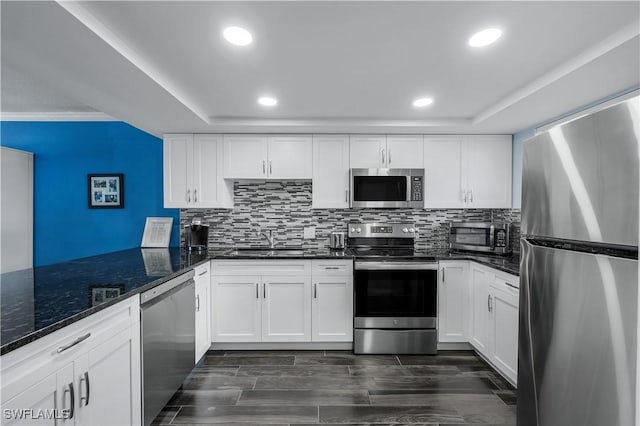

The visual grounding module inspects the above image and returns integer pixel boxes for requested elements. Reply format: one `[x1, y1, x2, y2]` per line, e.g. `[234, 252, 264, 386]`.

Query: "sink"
[227, 247, 305, 257]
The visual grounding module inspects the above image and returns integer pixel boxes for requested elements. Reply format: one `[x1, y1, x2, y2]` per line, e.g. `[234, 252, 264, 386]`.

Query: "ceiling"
[2, 1, 639, 137]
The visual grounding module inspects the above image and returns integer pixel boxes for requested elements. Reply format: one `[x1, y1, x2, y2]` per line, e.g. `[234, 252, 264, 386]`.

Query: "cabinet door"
[2, 371, 59, 426]
[267, 136, 313, 179]
[311, 275, 353, 342]
[386, 135, 424, 168]
[195, 263, 211, 362]
[423, 136, 464, 208]
[490, 282, 519, 385]
[75, 329, 139, 426]
[438, 262, 469, 343]
[163, 134, 193, 208]
[193, 135, 223, 208]
[262, 276, 311, 342]
[469, 265, 491, 356]
[464, 135, 512, 208]
[349, 135, 386, 168]
[312, 135, 350, 208]
[223, 135, 268, 179]
[211, 276, 262, 342]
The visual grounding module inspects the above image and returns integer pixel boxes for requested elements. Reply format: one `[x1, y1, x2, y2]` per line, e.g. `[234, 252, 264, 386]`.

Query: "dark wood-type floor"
[152, 350, 517, 425]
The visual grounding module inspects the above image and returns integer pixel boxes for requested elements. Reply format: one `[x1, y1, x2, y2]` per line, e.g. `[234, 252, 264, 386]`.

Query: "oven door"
[350, 169, 411, 208]
[354, 261, 437, 329]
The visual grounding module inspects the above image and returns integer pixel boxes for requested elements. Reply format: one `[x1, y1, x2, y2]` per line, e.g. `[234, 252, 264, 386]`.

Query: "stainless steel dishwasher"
[141, 270, 195, 426]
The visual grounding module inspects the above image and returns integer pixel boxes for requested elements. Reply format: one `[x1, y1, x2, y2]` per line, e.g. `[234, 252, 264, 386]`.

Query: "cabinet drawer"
[1, 295, 139, 403]
[194, 260, 210, 277]
[311, 260, 353, 275]
[212, 260, 311, 276]
[494, 273, 519, 291]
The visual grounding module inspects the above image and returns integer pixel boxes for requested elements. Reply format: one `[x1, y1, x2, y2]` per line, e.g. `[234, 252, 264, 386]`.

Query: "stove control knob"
[402, 228, 409, 233]
[409, 228, 415, 233]
[356, 228, 362, 234]
[350, 227, 356, 233]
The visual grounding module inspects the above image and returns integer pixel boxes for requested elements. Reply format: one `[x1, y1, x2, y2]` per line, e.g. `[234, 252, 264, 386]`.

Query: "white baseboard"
[211, 342, 353, 351]
[437, 342, 473, 350]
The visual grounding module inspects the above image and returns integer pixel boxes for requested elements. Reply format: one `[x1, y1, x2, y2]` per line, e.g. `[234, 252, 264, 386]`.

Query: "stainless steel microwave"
[350, 168, 424, 208]
[449, 222, 512, 254]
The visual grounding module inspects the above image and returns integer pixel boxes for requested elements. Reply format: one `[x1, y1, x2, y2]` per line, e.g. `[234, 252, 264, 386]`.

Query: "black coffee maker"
[184, 217, 209, 252]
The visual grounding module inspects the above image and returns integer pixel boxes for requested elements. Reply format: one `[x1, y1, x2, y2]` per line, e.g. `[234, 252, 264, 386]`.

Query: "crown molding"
[1, 111, 118, 121]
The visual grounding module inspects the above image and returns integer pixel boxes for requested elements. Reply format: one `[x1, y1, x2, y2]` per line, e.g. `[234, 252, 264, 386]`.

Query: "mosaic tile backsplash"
[181, 181, 521, 254]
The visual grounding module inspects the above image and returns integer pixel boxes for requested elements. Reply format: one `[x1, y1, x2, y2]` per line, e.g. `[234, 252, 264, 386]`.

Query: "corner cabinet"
[349, 135, 423, 168]
[312, 135, 350, 208]
[223, 135, 313, 180]
[163, 134, 233, 208]
[1, 297, 142, 425]
[424, 135, 512, 208]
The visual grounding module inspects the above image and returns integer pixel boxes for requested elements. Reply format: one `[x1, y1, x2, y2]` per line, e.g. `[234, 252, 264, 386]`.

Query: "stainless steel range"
[349, 222, 438, 355]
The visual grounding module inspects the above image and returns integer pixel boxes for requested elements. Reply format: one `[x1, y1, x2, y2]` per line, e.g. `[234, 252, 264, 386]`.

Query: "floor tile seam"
[167, 406, 182, 425]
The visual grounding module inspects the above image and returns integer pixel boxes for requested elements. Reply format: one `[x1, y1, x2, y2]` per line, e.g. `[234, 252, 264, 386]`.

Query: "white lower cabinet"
[469, 264, 492, 354]
[211, 260, 353, 344]
[437, 261, 469, 343]
[194, 262, 211, 362]
[0, 296, 141, 425]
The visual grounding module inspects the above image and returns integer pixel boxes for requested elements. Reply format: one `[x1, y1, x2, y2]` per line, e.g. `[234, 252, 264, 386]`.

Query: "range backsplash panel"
[181, 181, 521, 253]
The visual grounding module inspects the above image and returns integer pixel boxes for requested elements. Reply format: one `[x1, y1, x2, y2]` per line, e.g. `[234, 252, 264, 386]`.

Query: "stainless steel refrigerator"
[519, 95, 639, 426]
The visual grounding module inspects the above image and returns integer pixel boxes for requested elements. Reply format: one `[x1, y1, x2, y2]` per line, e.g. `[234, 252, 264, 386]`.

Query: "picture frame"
[88, 173, 124, 209]
[88, 284, 125, 307]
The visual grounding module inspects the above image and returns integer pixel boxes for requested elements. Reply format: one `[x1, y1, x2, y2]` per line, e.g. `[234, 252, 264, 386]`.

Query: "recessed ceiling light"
[413, 97, 434, 108]
[468, 28, 502, 47]
[223, 26, 253, 46]
[258, 97, 277, 106]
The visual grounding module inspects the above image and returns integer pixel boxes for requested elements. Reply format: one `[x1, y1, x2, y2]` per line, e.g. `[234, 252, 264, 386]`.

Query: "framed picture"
[88, 284, 125, 307]
[88, 173, 124, 209]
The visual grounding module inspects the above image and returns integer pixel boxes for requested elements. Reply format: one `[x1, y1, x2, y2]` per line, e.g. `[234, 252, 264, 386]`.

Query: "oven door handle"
[355, 262, 438, 270]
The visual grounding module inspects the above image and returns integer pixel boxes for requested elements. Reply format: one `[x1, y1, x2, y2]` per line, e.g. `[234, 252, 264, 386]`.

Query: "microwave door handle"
[489, 225, 495, 250]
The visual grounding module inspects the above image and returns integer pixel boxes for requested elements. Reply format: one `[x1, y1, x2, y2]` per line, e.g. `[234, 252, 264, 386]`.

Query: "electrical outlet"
[303, 226, 316, 239]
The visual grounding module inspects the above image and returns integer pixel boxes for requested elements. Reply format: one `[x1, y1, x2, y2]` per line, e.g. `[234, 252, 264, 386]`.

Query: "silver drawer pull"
[325, 266, 340, 270]
[198, 269, 208, 276]
[57, 333, 91, 353]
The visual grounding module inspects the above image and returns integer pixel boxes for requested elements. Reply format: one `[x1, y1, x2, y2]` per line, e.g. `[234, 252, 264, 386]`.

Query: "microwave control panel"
[495, 229, 507, 247]
[411, 177, 423, 201]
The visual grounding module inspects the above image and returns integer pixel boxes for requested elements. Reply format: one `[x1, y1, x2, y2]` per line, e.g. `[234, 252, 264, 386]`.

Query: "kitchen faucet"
[258, 230, 276, 248]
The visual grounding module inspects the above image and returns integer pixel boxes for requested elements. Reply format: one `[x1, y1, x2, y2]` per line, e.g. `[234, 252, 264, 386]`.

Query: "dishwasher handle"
[141, 270, 195, 307]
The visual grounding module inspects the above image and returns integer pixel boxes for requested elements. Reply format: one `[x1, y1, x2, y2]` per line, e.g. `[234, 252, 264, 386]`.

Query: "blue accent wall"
[511, 85, 640, 209]
[1, 121, 179, 266]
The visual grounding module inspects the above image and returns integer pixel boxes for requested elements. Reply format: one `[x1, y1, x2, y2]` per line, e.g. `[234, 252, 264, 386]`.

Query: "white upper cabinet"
[312, 135, 350, 208]
[163, 134, 233, 208]
[223, 135, 312, 179]
[464, 135, 512, 208]
[385, 135, 424, 168]
[223, 135, 269, 179]
[349, 135, 387, 168]
[350, 135, 424, 168]
[423, 135, 512, 208]
[424, 136, 464, 208]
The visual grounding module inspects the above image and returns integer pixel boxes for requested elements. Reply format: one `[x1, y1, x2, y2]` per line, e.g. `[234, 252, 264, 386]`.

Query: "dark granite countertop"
[1, 245, 516, 355]
[1, 248, 209, 355]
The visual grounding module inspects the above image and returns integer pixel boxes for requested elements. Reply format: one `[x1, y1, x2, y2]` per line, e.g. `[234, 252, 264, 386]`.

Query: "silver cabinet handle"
[488, 294, 491, 312]
[345, 190, 348, 203]
[196, 294, 200, 312]
[263, 160, 266, 175]
[256, 283, 259, 299]
[198, 269, 208, 276]
[469, 190, 473, 203]
[314, 283, 317, 299]
[463, 190, 467, 203]
[80, 371, 90, 406]
[442, 268, 445, 282]
[381, 149, 385, 165]
[325, 266, 340, 270]
[57, 333, 91, 353]
[64, 382, 75, 419]
[263, 283, 266, 299]
[194, 189, 198, 203]
[269, 160, 273, 175]
[187, 189, 191, 203]
[388, 149, 391, 165]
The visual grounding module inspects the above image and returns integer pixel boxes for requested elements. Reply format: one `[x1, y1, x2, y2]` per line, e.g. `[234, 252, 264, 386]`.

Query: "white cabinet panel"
[349, 135, 386, 168]
[312, 135, 350, 208]
[195, 262, 211, 362]
[386, 135, 424, 168]
[211, 276, 262, 342]
[490, 282, 519, 385]
[424, 136, 464, 208]
[163, 134, 193, 208]
[465, 135, 512, 208]
[262, 276, 311, 342]
[223, 135, 268, 179]
[2, 372, 58, 426]
[312, 275, 353, 342]
[438, 261, 469, 343]
[470, 265, 491, 356]
[267, 136, 313, 179]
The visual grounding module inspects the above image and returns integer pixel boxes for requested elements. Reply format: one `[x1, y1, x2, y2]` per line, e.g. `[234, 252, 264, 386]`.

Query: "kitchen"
[1, 1, 638, 426]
